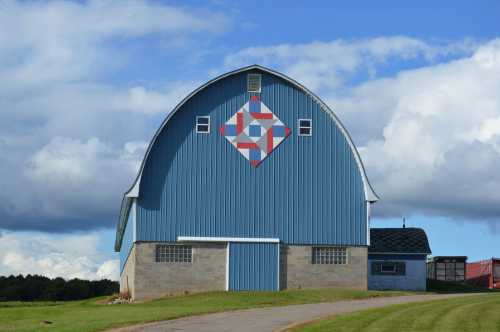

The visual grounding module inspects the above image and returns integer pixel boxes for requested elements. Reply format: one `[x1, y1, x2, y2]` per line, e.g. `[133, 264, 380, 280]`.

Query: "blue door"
[228, 242, 279, 291]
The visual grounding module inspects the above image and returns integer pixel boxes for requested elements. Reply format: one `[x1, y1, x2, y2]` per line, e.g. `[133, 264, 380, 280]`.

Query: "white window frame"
[247, 73, 262, 93]
[196, 116, 210, 134]
[298, 118, 312, 136]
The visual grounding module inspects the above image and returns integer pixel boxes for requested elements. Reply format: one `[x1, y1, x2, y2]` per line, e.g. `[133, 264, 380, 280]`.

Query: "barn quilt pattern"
[219, 95, 291, 166]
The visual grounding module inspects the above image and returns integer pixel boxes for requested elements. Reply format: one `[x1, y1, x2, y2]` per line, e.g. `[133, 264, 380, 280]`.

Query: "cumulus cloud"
[224, 36, 477, 92]
[1, 0, 498, 234]
[0, 137, 147, 231]
[0, 0, 229, 89]
[0, 231, 118, 280]
[115, 82, 198, 114]
[0, 0, 224, 232]
[224, 38, 500, 226]
[356, 40, 500, 221]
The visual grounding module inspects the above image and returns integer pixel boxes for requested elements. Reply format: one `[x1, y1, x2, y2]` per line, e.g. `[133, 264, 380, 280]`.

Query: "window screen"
[155, 245, 192, 263]
[196, 116, 210, 134]
[247, 74, 261, 92]
[312, 247, 347, 265]
[455, 262, 465, 279]
[298, 119, 312, 136]
[436, 262, 446, 280]
[494, 264, 500, 279]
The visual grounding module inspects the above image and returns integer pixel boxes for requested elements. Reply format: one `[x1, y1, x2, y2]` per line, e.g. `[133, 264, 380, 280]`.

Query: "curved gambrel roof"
[115, 64, 378, 251]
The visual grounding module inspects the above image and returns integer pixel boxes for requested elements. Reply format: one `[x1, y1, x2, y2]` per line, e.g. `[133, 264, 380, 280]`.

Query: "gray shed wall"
[368, 258, 427, 291]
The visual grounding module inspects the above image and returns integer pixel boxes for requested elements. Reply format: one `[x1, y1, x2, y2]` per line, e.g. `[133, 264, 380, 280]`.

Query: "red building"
[467, 258, 500, 289]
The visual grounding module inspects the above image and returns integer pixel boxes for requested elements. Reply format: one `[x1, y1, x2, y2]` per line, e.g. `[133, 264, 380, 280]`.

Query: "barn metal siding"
[136, 70, 367, 245]
[229, 242, 279, 291]
[119, 210, 134, 274]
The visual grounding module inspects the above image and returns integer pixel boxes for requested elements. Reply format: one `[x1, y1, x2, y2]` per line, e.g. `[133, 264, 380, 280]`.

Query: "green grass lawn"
[0, 288, 412, 332]
[426, 279, 494, 293]
[291, 293, 500, 332]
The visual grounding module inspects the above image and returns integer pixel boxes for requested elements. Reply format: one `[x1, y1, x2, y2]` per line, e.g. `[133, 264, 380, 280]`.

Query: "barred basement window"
[312, 247, 347, 265]
[298, 119, 312, 136]
[155, 245, 192, 263]
[196, 116, 210, 134]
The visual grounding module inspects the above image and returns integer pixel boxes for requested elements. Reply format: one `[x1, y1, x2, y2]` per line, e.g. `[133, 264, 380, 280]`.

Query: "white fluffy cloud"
[4, 137, 147, 229]
[0, 1, 223, 232]
[224, 38, 500, 224]
[1, 1, 499, 234]
[356, 40, 500, 220]
[27, 137, 144, 186]
[116, 82, 198, 115]
[0, 231, 118, 280]
[224, 36, 477, 92]
[0, 0, 228, 89]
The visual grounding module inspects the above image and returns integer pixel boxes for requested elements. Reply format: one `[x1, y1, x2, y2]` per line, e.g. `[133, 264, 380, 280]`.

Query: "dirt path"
[108, 293, 479, 332]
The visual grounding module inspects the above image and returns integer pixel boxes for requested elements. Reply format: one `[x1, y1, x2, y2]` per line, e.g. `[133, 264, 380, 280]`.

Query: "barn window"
[312, 247, 347, 265]
[155, 245, 192, 263]
[196, 116, 210, 134]
[247, 74, 261, 92]
[298, 119, 312, 136]
[371, 261, 406, 276]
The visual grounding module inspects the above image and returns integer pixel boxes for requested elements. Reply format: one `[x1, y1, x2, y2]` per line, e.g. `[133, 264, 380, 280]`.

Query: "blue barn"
[115, 65, 378, 300]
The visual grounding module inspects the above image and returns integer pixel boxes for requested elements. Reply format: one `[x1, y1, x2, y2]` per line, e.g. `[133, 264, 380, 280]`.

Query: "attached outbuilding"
[114, 65, 378, 300]
[427, 256, 467, 282]
[368, 228, 431, 291]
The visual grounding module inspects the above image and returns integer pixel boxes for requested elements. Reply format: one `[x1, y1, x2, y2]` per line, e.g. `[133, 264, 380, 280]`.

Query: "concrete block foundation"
[283, 245, 368, 290]
[120, 242, 368, 300]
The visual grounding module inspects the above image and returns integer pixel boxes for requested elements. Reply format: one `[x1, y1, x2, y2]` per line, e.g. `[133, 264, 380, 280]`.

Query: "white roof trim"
[126, 174, 141, 198]
[122, 64, 378, 202]
[177, 236, 280, 243]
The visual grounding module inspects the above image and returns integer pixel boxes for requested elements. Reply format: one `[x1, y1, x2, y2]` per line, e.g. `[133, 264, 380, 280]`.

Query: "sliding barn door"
[228, 242, 279, 291]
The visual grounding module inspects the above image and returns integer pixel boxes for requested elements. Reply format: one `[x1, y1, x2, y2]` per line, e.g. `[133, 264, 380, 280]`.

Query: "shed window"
[371, 261, 406, 276]
[247, 74, 261, 92]
[312, 247, 347, 265]
[155, 245, 192, 263]
[298, 119, 312, 136]
[196, 116, 210, 134]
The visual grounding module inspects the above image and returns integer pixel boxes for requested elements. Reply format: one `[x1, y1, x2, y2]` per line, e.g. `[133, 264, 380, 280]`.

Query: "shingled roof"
[369, 228, 432, 254]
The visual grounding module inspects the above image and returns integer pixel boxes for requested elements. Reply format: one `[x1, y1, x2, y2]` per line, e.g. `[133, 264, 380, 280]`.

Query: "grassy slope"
[0, 289, 411, 332]
[292, 293, 500, 332]
[426, 279, 493, 293]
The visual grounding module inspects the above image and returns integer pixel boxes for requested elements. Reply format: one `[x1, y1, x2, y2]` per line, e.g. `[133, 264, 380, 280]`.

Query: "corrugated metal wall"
[136, 69, 367, 245]
[229, 242, 279, 291]
[119, 210, 134, 274]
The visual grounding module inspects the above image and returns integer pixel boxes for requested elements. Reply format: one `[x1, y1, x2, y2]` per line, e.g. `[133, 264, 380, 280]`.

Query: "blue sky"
[0, 0, 499, 279]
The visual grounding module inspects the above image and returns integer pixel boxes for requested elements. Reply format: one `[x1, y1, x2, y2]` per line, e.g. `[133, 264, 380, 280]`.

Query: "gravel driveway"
[108, 293, 478, 332]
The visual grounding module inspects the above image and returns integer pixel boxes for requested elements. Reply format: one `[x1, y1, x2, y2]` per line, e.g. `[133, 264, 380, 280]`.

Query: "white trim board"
[132, 198, 137, 242]
[225, 243, 230, 291]
[177, 236, 280, 243]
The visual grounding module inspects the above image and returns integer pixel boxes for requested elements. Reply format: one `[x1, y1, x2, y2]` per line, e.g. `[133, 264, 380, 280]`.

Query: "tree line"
[0, 275, 119, 301]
